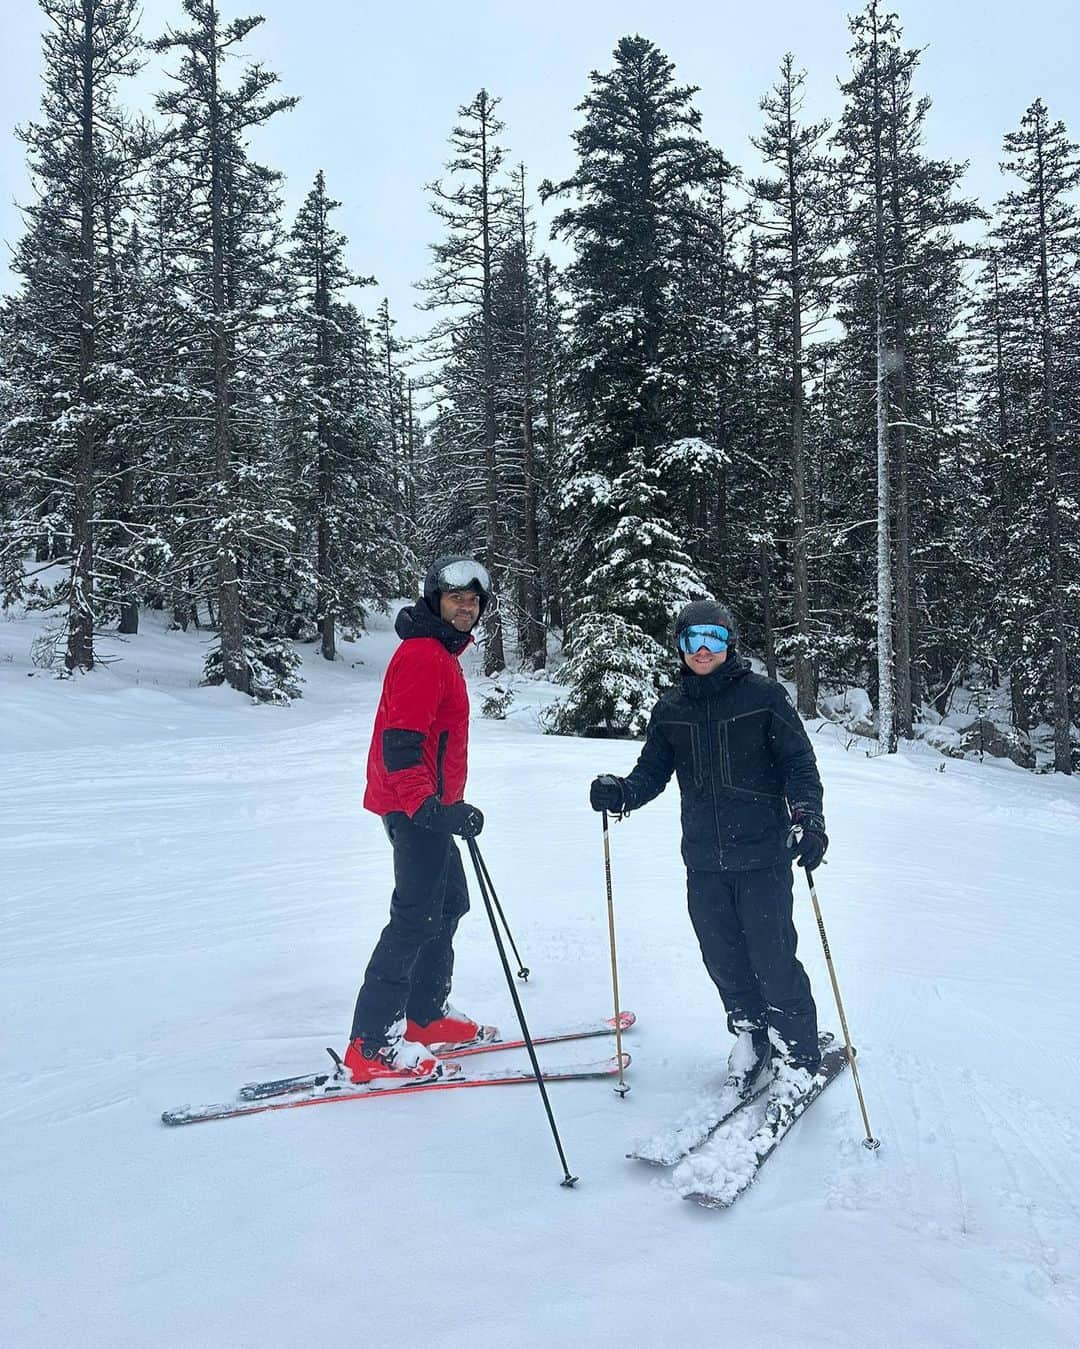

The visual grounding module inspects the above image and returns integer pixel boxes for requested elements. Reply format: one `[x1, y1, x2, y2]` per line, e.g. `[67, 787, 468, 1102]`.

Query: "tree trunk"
[312, 181, 336, 662]
[783, 81, 814, 716]
[208, 19, 247, 694]
[760, 541, 778, 681]
[1033, 117, 1073, 772]
[870, 8, 896, 753]
[475, 94, 505, 674]
[517, 173, 545, 669]
[887, 73, 914, 739]
[65, 0, 98, 672]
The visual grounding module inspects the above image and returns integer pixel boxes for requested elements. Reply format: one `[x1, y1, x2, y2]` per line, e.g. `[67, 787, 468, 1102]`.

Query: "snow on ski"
[628, 1032, 835, 1167]
[675, 1046, 852, 1209]
[237, 1011, 637, 1101]
[162, 1052, 632, 1127]
[628, 1080, 769, 1167]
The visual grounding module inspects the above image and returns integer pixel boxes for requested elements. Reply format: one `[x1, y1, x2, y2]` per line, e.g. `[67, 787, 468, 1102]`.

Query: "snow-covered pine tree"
[834, 2, 977, 745]
[151, 1, 300, 700]
[542, 36, 713, 734]
[489, 166, 548, 668]
[1, 0, 144, 671]
[549, 449, 702, 735]
[835, 2, 901, 752]
[991, 100, 1079, 772]
[286, 172, 406, 660]
[878, 34, 979, 735]
[372, 298, 415, 596]
[967, 245, 1041, 736]
[901, 237, 976, 723]
[418, 89, 513, 675]
[125, 165, 210, 634]
[659, 164, 743, 600]
[535, 254, 569, 632]
[751, 55, 840, 716]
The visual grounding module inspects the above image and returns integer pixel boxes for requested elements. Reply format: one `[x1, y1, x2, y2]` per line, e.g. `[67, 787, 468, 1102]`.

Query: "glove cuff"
[411, 796, 443, 830]
[791, 805, 825, 834]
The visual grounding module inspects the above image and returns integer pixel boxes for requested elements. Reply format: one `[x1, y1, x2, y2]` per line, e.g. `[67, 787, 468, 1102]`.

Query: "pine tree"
[835, 2, 900, 751]
[991, 100, 1079, 771]
[549, 450, 702, 735]
[286, 171, 407, 661]
[751, 54, 840, 715]
[835, 2, 977, 745]
[488, 166, 548, 667]
[660, 167, 744, 602]
[151, 0, 300, 699]
[2, 0, 143, 671]
[418, 90, 513, 674]
[542, 36, 714, 733]
[371, 298, 415, 595]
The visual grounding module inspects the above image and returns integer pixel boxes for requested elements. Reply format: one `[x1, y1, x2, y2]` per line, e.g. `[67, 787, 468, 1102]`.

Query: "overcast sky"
[1, 1, 1077, 337]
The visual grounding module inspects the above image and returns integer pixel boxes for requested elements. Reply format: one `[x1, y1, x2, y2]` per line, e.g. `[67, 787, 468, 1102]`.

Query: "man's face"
[439, 587, 481, 632]
[683, 643, 728, 675]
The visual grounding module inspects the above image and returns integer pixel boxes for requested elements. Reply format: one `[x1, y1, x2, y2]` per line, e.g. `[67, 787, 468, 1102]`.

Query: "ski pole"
[466, 837, 579, 1187]
[601, 809, 630, 1097]
[473, 844, 530, 980]
[803, 867, 880, 1150]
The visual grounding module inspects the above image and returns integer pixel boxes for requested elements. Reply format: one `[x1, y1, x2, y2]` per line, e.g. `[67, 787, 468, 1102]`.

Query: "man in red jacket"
[345, 557, 493, 1084]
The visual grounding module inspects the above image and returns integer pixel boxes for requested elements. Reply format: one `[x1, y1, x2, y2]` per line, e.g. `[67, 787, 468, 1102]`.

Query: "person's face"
[683, 642, 728, 675]
[440, 587, 481, 631]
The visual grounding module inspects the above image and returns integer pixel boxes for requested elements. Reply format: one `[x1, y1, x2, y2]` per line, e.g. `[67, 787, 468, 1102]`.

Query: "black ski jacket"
[621, 653, 824, 872]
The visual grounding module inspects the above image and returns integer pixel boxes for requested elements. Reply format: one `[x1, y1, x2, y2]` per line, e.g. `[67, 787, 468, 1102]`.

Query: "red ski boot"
[343, 1025, 447, 1085]
[405, 1005, 497, 1050]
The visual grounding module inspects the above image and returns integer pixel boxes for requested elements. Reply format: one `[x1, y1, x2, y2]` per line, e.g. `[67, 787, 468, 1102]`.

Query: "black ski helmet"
[422, 555, 492, 617]
[674, 599, 737, 649]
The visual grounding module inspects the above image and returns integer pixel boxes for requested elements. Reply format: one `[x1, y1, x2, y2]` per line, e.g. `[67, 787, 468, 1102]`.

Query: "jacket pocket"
[717, 721, 732, 787]
[689, 723, 706, 788]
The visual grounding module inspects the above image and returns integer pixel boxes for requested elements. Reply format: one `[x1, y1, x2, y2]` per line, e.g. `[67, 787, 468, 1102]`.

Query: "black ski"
[680, 1045, 852, 1209]
[628, 1032, 834, 1167]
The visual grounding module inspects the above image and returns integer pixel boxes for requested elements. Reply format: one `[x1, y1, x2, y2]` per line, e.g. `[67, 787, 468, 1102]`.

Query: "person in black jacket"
[590, 599, 828, 1077]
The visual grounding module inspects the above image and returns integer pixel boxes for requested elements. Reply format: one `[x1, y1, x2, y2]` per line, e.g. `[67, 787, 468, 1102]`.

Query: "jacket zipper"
[435, 730, 449, 800]
[704, 700, 725, 867]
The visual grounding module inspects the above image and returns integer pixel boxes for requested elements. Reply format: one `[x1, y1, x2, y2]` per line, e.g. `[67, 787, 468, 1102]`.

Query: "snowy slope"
[3, 607, 1079, 1349]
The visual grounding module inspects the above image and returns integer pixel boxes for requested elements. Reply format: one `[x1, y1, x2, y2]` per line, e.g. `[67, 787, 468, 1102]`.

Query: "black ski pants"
[350, 813, 470, 1044]
[686, 862, 819, 1065]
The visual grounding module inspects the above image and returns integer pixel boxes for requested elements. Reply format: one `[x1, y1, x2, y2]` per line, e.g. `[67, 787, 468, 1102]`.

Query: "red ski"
[237, 1011, 637, 1101]
[162, 1052, 632, 1127]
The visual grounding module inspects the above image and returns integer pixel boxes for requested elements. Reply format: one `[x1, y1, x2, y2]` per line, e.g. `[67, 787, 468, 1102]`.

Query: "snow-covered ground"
[3, 604, 1079, 1348]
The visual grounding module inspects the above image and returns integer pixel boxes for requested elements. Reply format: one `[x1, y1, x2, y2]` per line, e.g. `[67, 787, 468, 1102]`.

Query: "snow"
[3, 603, 1080, 1348]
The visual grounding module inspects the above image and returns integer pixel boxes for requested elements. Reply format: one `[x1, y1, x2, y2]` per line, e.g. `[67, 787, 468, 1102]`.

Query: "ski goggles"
[437, 560, 492, 595]
[677, 624, 730, 655]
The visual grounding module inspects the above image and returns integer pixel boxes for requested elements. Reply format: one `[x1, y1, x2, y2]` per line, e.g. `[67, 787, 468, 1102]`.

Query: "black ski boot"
[724, 1018, 772, 1097]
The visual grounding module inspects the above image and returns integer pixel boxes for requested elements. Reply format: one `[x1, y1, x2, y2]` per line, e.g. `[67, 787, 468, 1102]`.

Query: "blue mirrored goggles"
[677, 624, 730, 655]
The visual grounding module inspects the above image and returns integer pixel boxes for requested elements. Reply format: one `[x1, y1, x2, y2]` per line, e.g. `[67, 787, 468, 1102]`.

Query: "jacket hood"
[395, 601, 473, 656]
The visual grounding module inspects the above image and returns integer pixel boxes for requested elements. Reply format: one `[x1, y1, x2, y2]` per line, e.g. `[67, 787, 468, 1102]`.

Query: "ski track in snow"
[819, 1048, 1080, 1310]
[3, 608, 1080, 1348]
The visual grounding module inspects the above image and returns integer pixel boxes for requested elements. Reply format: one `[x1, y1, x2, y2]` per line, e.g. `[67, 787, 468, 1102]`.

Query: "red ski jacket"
[363, 603, 472, 818]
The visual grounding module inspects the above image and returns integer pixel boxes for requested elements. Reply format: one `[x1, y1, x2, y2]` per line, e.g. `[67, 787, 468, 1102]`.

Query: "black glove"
[589, 774, 626, 814]
[412, 796, 485, 839]
[787, 807, 828, 870]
